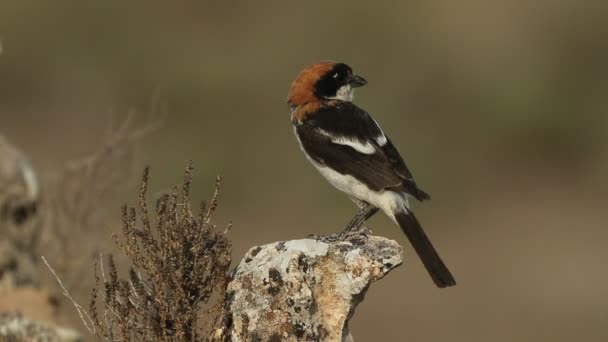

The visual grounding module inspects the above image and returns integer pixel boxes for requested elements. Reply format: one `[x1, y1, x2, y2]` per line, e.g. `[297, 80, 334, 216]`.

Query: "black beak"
[348, 74, 367, 88]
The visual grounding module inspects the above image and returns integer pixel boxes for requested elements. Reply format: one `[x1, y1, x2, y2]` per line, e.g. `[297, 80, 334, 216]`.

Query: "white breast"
[294, 127, 409, 218]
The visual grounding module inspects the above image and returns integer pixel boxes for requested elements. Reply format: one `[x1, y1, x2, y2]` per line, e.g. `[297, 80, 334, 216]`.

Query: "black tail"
[394, 210, 456, 288]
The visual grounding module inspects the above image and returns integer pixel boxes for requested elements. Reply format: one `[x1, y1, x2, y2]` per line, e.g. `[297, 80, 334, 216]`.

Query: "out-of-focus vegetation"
[1, 1, 607, 341]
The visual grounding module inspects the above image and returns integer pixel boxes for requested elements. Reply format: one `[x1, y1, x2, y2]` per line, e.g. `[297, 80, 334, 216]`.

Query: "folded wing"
[295, 102, 429, 200]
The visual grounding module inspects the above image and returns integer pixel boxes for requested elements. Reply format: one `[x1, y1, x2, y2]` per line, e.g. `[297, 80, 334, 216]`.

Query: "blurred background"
[1, 0, 607, 341]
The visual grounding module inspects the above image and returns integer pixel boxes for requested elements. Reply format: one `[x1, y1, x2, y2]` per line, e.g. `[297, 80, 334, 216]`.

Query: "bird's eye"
[333, 73, 339, 79]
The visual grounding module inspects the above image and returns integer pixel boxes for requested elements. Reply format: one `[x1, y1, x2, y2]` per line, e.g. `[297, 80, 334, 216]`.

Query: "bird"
[288, 61, 456, 288]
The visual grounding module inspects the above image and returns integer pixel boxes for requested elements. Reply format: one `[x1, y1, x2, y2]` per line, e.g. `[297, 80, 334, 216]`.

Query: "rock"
[0, 134, 39, 226]
[225, 231, 403, 342]
[0, 313, 82, 342]
[0, 240, 38, 288]
[0, 135, 41, 288]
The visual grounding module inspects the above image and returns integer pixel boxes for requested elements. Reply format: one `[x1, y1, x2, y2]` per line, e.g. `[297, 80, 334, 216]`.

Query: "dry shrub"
[84, 162, 232, 341]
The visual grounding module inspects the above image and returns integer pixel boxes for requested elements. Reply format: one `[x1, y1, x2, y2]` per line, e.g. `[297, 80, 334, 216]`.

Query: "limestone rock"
[225, 232, 402, 342]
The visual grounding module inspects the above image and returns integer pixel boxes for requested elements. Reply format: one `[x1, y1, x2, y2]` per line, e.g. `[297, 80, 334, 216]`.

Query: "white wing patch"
[376, 134, 387, 146]
[317, 129, 376, 154]
[371, 118, 388, 146]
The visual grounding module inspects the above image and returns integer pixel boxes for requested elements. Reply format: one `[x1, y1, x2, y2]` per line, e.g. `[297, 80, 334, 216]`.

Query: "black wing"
[296, 102, 430, 201]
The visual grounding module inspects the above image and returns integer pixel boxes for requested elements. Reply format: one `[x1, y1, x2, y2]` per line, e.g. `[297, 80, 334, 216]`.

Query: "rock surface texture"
[0, 313, 82, 342]
[225, 231, 403, 342]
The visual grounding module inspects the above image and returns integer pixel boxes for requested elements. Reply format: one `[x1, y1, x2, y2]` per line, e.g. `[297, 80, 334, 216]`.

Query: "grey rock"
[0, 135, 41, 288]
[0, 240, 37, 288]
[225, 232, 402, 342]
[0, 134, 39, 224]
[0, 313, 82, 342]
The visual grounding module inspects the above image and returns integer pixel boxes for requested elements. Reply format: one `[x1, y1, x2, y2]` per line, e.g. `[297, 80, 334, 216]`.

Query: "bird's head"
[287, 61, 367, 108]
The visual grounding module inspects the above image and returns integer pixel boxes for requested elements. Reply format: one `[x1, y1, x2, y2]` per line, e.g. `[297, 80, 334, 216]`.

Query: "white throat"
[329, 85, 354, 102]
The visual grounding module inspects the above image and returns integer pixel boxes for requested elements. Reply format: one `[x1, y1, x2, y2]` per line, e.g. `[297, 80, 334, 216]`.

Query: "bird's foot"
[307, 226, 371, 243]
[342, 225, 372, 239]
[307, 232, 342, 243]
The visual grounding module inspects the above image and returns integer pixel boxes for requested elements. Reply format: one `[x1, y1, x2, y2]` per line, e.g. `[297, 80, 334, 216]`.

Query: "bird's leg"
[344, 201, 379, 233]
[307, 202, 379, 243]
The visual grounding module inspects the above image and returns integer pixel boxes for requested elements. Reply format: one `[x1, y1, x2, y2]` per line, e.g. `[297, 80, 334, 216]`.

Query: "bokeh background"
[1, 0, 607, 341]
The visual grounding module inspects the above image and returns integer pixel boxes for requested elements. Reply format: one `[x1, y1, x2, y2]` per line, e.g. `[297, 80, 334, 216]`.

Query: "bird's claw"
[341, 226, 371, 240]
[306, 226, 371, 244]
